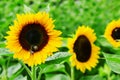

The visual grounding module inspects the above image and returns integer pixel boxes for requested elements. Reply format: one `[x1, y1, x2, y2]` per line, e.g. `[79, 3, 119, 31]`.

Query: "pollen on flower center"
[19, 23, 49, 53]
[73, 35, 91, 62]
[111, 27, 120, 41]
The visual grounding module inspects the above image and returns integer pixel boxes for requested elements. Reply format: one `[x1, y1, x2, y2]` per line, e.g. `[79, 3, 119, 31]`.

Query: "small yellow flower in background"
[104, 20, 120, 47]
[6, 12, 62, 66]
[68, 26, 100, 73]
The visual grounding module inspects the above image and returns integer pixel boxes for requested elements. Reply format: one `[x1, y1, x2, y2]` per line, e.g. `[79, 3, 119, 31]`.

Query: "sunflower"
[6, 12, 62, 66]
[104, 20, 120, 47]
[68, 26, 100, 73]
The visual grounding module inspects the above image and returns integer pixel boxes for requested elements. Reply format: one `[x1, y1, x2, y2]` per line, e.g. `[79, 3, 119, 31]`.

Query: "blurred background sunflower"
[104, 20, 120, 47]
[68, 26, 100, 73]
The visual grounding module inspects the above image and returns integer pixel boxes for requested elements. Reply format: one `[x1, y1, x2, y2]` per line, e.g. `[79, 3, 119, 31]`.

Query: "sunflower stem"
[20, 62, 32, 79]
[71, 66, 74, 80]
[32, 66, 36, 80]
[38, 66, 42, 80]
[3, 65, 8, 80]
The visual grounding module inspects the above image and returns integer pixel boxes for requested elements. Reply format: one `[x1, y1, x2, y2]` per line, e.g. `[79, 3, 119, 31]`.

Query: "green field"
[0, 0, 120, 80]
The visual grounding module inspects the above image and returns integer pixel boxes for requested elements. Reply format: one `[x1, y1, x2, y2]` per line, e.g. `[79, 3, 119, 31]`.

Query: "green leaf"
[46, 52, 71, 63]
[42, 64, 65, 73]
[0, 65, 3, 74]
[39, 52, 71, 79]
[45, 4, 50, 12]
[7, 63, 22, 78]
[0, 56, 6, 65]
[99, 64, 111, 77]
[97, 36, 112, 47]
[97, 36, 120, 54]
[40, 52, 70, 69]
[14, 75, 27, 80]
[80, 75, 103, 80]
[9, 67, 24, 80]
[103, 52, 120, 74]
[23, 5, 35, 13]
[0, 48, 13, 56]
[0, 42, 6, 48]
[45, 74, 70, 80]
[112, 75, 120, 80]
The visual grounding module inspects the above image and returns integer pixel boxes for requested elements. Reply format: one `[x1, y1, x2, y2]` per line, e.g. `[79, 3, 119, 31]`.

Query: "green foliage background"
[0, 0, 120, 80]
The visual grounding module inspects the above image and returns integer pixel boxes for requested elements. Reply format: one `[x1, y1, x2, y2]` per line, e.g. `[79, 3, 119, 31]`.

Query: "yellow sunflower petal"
[104, 19, 120, 47]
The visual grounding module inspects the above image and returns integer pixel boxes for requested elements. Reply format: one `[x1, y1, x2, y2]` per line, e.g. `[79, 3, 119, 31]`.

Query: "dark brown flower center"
[73, 35, 91, 62]
[19, 23, 49, 53]
[111, 27, 120, 41]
